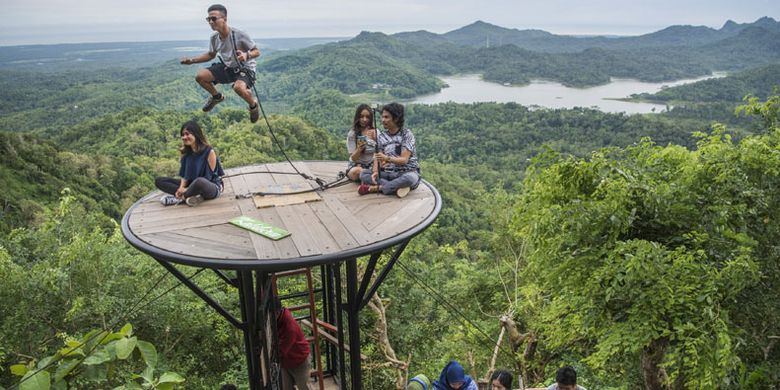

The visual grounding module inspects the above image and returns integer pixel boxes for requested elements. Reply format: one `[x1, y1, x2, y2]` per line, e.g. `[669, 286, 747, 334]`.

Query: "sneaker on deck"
[249, 102, 260, 123]
[396, 187, 411, 198]
[202, 94, 225, 112]
[160, 195, 182, 206]
[186, 195, 204, 207]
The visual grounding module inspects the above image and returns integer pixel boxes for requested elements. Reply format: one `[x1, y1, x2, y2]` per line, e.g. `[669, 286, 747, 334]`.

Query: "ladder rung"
[288, 303, 313, 312]
[315, 319, 338, 333]
[278, 289, 323, 301]
[274, 268, 310, 278]
[300, 319, 368, 360]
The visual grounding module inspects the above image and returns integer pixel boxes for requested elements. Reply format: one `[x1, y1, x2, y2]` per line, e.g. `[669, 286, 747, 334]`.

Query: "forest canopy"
[1, 19, 780, 388]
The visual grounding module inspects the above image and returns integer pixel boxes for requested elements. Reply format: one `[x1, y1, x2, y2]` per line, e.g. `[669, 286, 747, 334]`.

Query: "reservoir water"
[409, 73, 727, 114]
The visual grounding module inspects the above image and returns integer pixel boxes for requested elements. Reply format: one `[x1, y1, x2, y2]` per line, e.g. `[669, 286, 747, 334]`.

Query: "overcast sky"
[2, 0, 778, 46]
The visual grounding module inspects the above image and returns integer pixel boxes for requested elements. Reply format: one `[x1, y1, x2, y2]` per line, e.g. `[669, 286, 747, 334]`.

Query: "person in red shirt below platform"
[275, 296, 311, 390]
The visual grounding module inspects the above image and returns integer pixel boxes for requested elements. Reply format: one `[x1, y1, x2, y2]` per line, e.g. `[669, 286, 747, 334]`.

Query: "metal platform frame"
[121, 181, 441, 390]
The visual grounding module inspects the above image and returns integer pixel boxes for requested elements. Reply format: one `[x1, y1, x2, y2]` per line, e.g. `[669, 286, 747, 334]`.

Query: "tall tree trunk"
[641, 337, 670, 390]
[500, 315, 541, 384]
[367, 293, 409, 389]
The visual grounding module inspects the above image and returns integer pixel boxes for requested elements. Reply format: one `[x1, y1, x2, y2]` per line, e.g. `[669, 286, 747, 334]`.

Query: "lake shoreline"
[408, 72, 727, 114]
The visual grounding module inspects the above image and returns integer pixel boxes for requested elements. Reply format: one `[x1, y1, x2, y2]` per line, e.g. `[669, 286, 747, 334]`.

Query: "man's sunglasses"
[206, 16, 223, 22]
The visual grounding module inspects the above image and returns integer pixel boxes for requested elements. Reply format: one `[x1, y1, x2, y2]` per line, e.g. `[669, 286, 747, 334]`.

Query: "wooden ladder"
[273, 268, 325, 390]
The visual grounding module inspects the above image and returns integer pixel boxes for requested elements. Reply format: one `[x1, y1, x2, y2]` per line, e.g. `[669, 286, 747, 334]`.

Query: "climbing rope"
[395, 259, 517, 361]
[227, 34, 331, 192]
[220, 170, 352, 199]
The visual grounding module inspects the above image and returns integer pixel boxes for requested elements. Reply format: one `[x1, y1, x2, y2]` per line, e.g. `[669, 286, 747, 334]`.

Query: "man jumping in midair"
[181, 4, 261, 123]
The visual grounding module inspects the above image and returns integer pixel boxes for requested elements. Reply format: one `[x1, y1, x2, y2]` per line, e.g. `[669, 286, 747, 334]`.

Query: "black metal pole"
[155, 260, 242, 328]
[333, 262, 347, 388]
[346, 259, 362, 389]
[212, 268, 238, 288]
[359, 239, 411, 311]
[238, 270, 261, 390]
[260, 271, 280, 390]
[355, 251, 382, 308]
[322, 264, 336, 375]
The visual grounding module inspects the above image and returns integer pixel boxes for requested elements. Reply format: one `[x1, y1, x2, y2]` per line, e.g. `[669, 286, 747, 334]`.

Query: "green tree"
[9, 323, 184, 390]
[508, 112, 780, 388]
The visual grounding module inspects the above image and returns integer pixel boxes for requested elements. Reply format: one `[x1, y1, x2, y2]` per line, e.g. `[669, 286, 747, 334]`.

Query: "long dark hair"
[179, 120, 210, 156]
[490, 370, 512, 389]
[352, 104, 373, 134]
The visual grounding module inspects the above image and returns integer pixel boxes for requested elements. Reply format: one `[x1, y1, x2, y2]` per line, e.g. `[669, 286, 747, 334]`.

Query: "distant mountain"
[721, 17, 780, 34]
[257, 31, 448, 99]
[693, 27, 780, 69]
[442, 20, 554, 47]
[626, 25, 724, 47]
[392, 30, 452, 46]
[441, 20, 605, 52]
[435, 17, 780, 53]
[257, 20, 780, 100]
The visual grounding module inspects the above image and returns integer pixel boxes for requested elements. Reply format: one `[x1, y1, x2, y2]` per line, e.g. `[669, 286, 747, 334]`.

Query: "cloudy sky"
[2, 0, 778, 46]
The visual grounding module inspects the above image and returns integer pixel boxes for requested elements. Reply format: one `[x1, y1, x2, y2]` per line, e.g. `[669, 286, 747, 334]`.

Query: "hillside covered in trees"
[2, 17, 780, 389]
[255, 17, 780, 99]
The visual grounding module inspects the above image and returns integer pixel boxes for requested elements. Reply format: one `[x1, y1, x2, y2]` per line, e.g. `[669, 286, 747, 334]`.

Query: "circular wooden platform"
[121, 161, 441, 271]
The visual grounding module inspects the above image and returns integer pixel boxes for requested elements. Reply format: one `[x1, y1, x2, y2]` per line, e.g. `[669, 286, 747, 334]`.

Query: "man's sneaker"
[202, 94, 225, 112]
[160, 195, 182, 206]
[249, 102, 260, 123]
[396, 187, 411, 198]
[186, 195, 204, 207]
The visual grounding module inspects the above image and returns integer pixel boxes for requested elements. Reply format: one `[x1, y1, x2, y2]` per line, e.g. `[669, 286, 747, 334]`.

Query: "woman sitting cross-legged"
[358, 102, 420, 198]
[345, 103, 377, 181]
[156, 120, 224, 207]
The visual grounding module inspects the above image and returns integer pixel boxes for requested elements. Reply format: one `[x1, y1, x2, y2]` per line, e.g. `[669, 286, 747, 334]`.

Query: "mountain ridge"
[433, 17, 779, 52]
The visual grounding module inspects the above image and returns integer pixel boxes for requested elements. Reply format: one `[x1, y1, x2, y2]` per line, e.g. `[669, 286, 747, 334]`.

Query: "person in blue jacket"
[156, 120, 224, 207]
[433, 360, 477, 390]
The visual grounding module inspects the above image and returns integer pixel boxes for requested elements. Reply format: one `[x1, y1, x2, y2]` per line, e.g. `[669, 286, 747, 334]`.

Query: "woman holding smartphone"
[345, 103, 377, 181]
[358, 102, 420, 198]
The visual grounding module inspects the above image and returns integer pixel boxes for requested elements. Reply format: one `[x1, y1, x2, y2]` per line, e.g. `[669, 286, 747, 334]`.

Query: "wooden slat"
[237, 209, 286, 260]
[241, 165, 274, 193]
[130, 213, 238, 235]
[178, 224, 255, 250]
[126, 161, 438, 263]
[227, 165, 263, 198]
[233, 166, 288, 260]
[369, 197, 433, 237]
[253, 183, 322, 208]
[130, 201, 239, 224]
[320, 196, 374, 245]
[275, 205, 326, 257]
[320, 376, 340, 390]
[308, 201, 359, 251]
[360, 198, 409, 231]
[141, 229, 255, 259]
[300, 319, 367, 360]
[349, 195, 397, 215]
[245, 206, 299, 259]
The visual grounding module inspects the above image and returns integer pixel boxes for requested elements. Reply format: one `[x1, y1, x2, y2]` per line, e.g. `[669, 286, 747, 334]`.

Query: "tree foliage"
[9, 323, 184, 390]
[506, 99, 780, 388]
[2, 30, 780, 389]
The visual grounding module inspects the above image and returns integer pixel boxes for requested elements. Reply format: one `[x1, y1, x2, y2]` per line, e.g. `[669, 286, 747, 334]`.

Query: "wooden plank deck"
[313, 375, 339, 390]
[124, 161, 439, 270]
